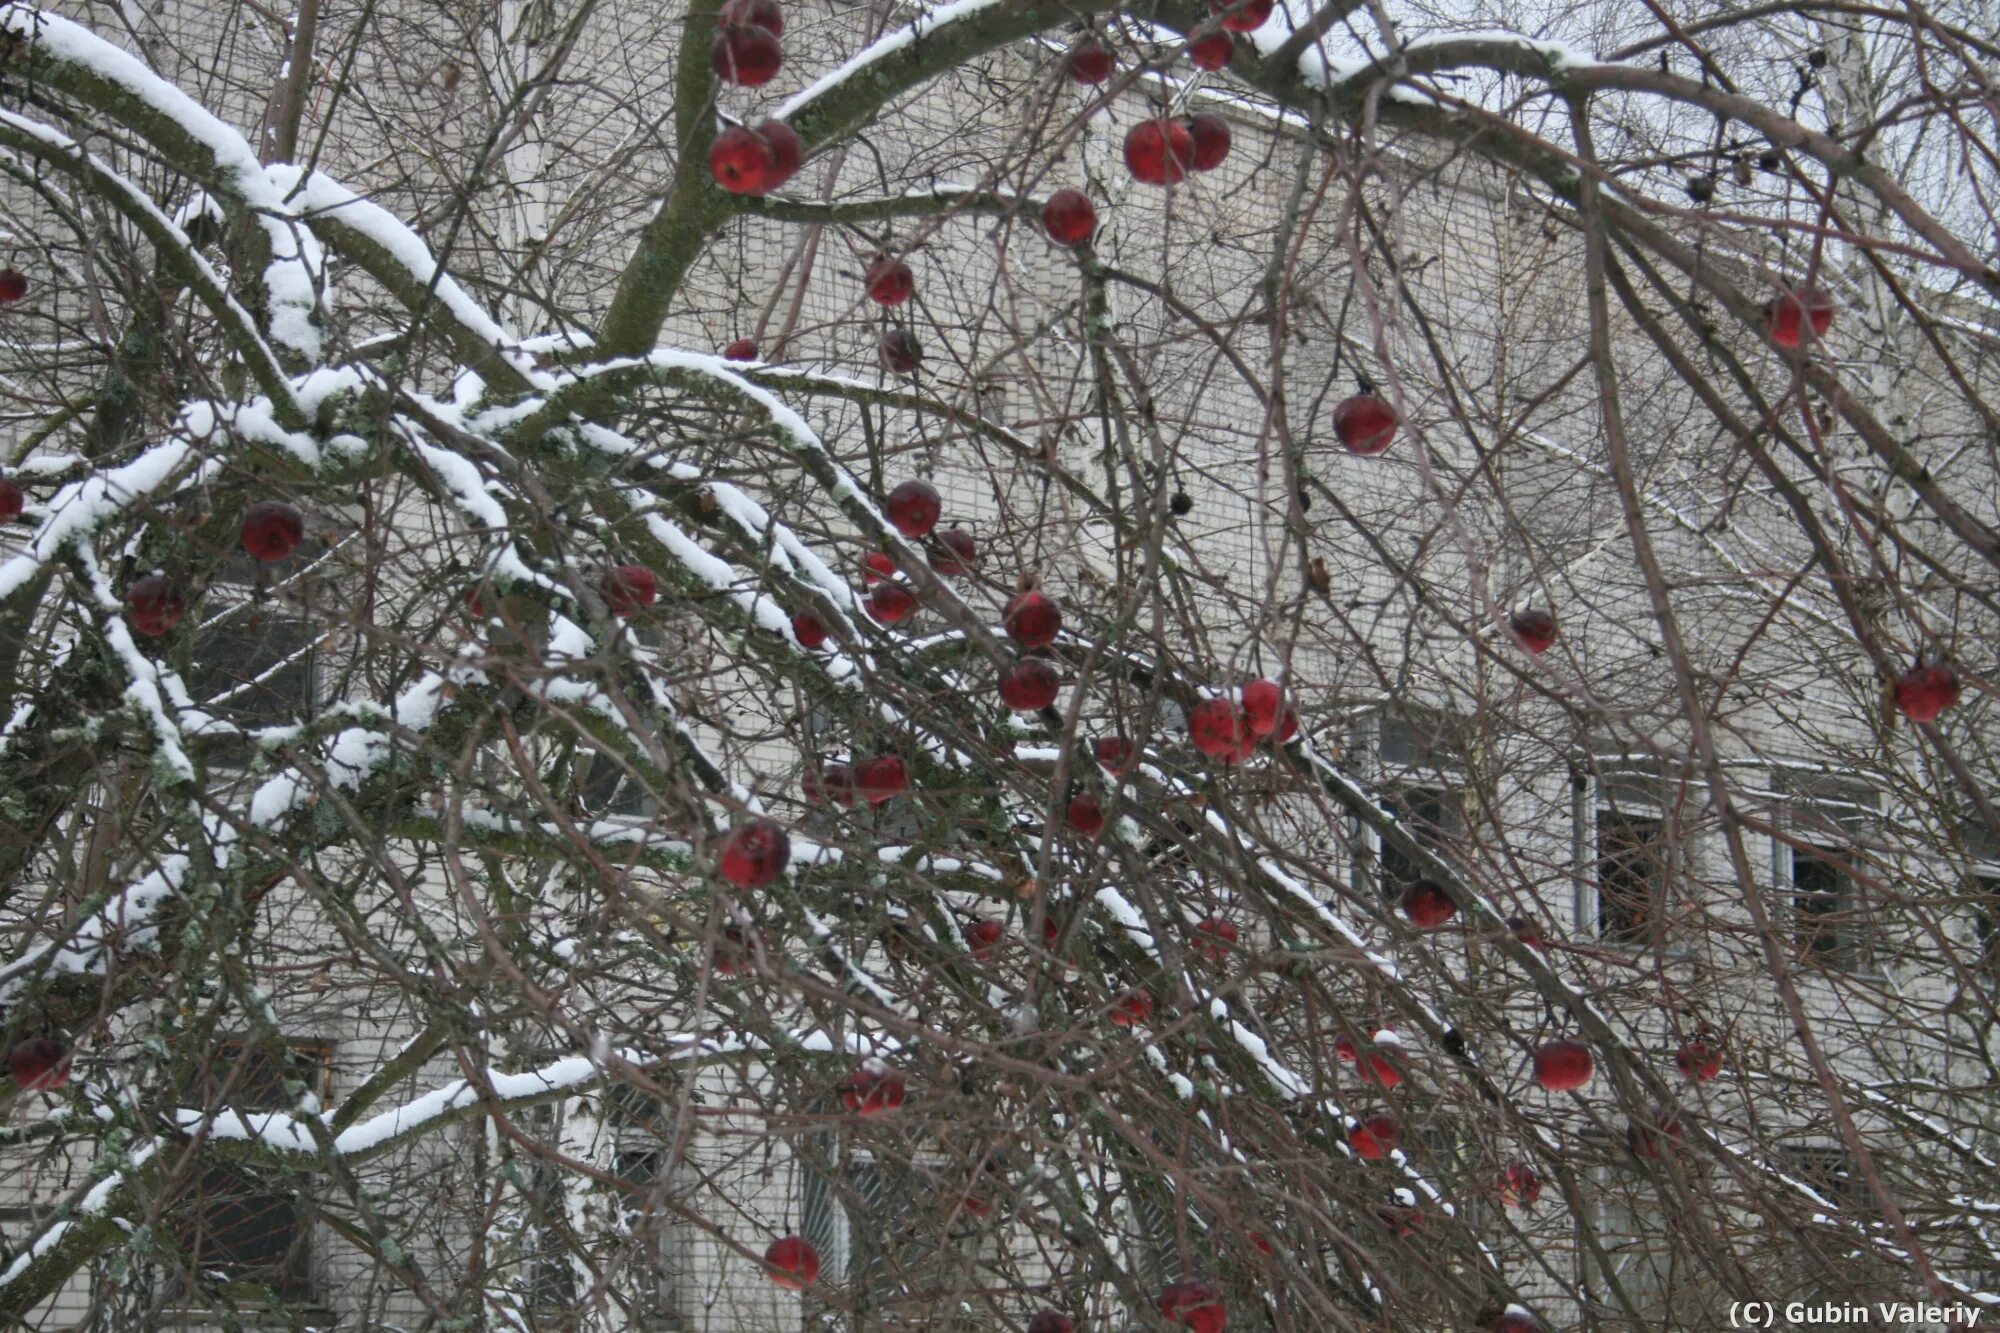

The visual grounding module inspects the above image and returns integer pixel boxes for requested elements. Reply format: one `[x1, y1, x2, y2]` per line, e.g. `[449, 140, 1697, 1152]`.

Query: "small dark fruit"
[241, 499, 305, 562]
[719, 819, 790, 889]
[126, 574, 188, 637]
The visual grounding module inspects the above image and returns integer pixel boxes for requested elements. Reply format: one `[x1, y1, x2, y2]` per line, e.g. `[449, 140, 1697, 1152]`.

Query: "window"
[1590, 1190, 1677, 1324]
[801, 1151, 983, 1330]
[607, 1090, 684, 1327]
[1379, 709, 1465, 771]
[173, 1039, 332, 1303]
[1971, 876, 1999, 971]
[1777, 1144, 1863, 1215]
[1773, 772, 1878, 972]
[1379, 785, 1463, 899]
[187, 556, 318, 765]
[1597, 811, 1665, 948]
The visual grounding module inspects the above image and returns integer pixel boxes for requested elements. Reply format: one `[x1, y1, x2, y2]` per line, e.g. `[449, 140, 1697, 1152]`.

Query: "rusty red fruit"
[763, 1234, 819, 1288]
[1333, 392, 1398, 455]
[719, 819, 790, 889]
[240, 500, 305, 562]
[1510, 607, 1558, 654]
[1400, 878, 1456, 929]
[999, 657, 1060, 711]
[712, 24, 782, 86]
[1042, 189, 1097, 246]
[127, 574, 188, 637]
[838, 1059, 906, 1115]
[1533, 1038, 1593, 1092]
[854, 755, 909, 806]
[1125, 118, 1195, 186]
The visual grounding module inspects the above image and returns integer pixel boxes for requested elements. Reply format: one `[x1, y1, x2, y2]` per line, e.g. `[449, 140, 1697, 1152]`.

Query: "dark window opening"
[1778, 1145, 1865, 1215]
[1973, 876, 2000, 973]
[1598, 812, 1664, 948]
[187, 604, 316, 765]
[174, 1041, 330, 1303]
[1794, 848, 1862, 969]
[1380, 786, 1459, 898]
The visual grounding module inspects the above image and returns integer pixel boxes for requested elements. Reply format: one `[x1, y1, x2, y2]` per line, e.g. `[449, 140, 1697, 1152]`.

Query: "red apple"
[1675, 1038, 1722, 1082]
[1249, 1230, 1275, 1256]
[604, 563, 658, 617]
[838, 1059, 906, 1115]
[719, 818, 790, 889]
[0, 477, 24, 522]
[1186, 113, 1231, 170]
[1042, 189, 1097, 246]
[1028, 1312, 1075, 1333]
[1400, 878, 1456, 929]
[720, 0, 783, 35]
[1334, 1032, 1360, 1063]
[885, 479, 941, 538]
[1002, 589, 1062, 648]
[1158, 1277, 1226, 1333]
[712, 23, 782, 85]
[932, 527, 977, 576]
[1194, 915, 1238, 962]
[1209, 0, 1273, 31]
[723, 338, 759, 361]
[959, 1190, 997, 1218]
[709, 124, 779, 195]
[1497, 1162, 1542, 1209]
[8, 1038, 69, 1091]
[126, 574, 188, 637]
[763, 1234, 819, 1289]
[866, 582, 918, 624]
[1764, 286, 1835, 349]
[1360, 1050, 1402, 1089]
[999, 657, 1060, 711]
[1066, 791, 1105, 835]
[1110, 989, 1154, 1026]
[1094, 736, 1136, 774]
[855, 755, 909, 806]
[1125, 118, 1196, 186]
[1240, 679, 1284, 735]
[1510, 607, 1558, 654]
[791, 608, 828, 649]
[0, 268, 27, 304]
[1270, 708, 1298, 743]
[1189, 31, 1233, 69]
[802, 761, 855, 807]
[240, 499, 304, 562]
[1333, 392, 1397, 455]
[1628, 1109, 1684, 1159]
[1533, 1038, 1593, 1092]
[1893, 663, 1960, 723]
[1349, 1113, 1399, 1161]
[880, 328, 923, 374]
[761, 120, 802, 182]
[966, 917, 1005, 959]
[1507, 916, 1545, 950]
[862, 551, 897, 585]
[865, 256, 915, 307]
[1067, 36, 1115, 83]
[1189, 697, 1248, 760]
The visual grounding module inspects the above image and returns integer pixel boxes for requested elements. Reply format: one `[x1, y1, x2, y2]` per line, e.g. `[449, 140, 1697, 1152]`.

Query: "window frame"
[170, 1037, 336, 1307]
[1361, 705, 1469, 901]
[183, 554, 323, 769]
[1573, 762, 1678, 952]
[1769, 769, 1883, 976]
